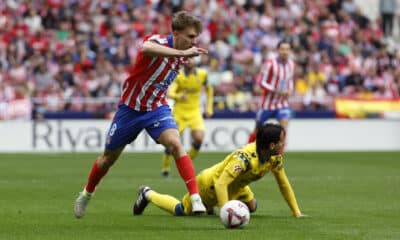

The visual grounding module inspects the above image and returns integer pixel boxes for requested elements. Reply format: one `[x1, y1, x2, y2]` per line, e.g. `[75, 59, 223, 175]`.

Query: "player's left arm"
[271, 158, 303, 217]
[287, 63, 295, 96]
[203, 72, 214, 118]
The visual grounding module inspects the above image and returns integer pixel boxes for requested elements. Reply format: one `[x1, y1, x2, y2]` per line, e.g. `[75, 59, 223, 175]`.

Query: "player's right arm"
[141, 41, 208, 57]
[167, 80, 186, 101]
[214, 152, 248, 208]
[258, 60, 289, 97]
[259, 60, 274, 92]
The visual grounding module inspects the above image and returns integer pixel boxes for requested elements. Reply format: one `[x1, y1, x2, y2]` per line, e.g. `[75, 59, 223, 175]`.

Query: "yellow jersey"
[192, 143, 301, 216]
[200, 143, 283, 192]
[168, 68, 213, 115]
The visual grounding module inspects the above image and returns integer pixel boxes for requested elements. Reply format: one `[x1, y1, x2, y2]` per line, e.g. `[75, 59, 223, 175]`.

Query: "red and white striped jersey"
[121, 34, 186, 111]
[258, 58, 295, 110]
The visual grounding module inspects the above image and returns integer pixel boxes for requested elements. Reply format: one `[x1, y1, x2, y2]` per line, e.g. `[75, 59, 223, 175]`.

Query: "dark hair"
[171, 11, 203, 34]
[256, 123, 283, 151]
[277, 39, 292, 49]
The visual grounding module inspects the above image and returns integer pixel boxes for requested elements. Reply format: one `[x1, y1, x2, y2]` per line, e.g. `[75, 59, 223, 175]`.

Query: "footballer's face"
[184, 58, 195, 69]
[173, 27, 199, 50]
[278, 43, 291, 62]
[269, 131, 285, 155]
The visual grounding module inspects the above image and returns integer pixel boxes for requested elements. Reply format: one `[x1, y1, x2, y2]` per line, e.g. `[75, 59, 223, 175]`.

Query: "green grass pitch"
[1, 151, 400, 240]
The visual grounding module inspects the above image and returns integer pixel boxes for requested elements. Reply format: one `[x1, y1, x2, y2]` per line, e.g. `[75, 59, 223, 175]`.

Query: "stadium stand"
[0, 0, 399, 120]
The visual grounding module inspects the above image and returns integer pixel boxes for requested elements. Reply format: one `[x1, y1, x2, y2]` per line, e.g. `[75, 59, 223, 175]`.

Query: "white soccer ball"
[219, 200, 250, 229]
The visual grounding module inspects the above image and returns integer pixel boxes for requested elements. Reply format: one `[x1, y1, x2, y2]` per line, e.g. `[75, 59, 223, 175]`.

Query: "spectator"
[379, 0, 397, 37]
[303, 81, 328, 110]
[307, 61, 327, 88]
[0, 0, 399, 119]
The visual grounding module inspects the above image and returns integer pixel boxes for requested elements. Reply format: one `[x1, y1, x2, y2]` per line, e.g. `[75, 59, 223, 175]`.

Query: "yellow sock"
[148, 191, 180, 215]
[162, 154, 172, 172]
[188, 147, 199, 160]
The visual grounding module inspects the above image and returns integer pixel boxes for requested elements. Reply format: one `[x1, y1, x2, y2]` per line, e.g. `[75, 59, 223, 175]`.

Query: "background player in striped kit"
[74, 11, 208, 218]
[248, 39, 295, 155]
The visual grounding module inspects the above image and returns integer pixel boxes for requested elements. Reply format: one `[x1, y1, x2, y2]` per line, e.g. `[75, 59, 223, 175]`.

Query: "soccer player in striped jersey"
[133, 124, 305, 218]
[74, 11, 208, 218]
[161, 58, 214, 177]
[248, 39, 295, 155]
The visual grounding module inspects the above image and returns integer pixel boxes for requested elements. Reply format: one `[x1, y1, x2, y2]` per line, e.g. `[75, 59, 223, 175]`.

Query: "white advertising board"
[0, 119, 399, 152]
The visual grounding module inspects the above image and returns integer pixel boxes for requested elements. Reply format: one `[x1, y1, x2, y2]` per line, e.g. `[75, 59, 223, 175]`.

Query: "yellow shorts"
[181, 173, 254, 215]
[173, 109, 205, 133]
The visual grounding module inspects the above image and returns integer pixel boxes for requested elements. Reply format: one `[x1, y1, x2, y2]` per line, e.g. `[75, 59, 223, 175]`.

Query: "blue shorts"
[255, 107, 291, 126]
[105, 104, 178, 150]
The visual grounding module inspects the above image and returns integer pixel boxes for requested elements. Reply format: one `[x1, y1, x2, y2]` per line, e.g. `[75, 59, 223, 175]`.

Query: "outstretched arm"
[141, 41, 208, 57]
[273, 168, 303, 217]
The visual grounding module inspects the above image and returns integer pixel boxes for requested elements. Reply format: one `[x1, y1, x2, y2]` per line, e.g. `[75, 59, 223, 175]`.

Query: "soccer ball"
[219, 200, 250, 229]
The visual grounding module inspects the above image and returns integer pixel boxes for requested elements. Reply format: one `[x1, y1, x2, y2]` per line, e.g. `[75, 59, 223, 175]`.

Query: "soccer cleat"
[190, 196, 206, 214]
[74, 192, 91, 219]
[133, 185, 151, 215]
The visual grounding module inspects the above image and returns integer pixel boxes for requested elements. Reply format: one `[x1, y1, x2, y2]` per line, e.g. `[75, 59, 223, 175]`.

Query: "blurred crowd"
[1, 0, 400, 119]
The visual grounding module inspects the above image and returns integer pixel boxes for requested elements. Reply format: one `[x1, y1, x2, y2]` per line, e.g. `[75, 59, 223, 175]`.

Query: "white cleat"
[191, 196, 206, 214]
[74, 192, 91, 219]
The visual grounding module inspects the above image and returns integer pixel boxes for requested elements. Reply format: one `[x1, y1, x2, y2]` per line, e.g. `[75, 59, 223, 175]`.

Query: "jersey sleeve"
[259, 60, 275, 92]
[269, 155, 284, 173]
[214, 150, 250, 207]
[225, 151, 251, 176]
[145, 34, 169, 45]
[271, 156, 302, 217]
[288, 61, 295, 93]
[200, 69, 214, 116]
[273, 169, 301, 217]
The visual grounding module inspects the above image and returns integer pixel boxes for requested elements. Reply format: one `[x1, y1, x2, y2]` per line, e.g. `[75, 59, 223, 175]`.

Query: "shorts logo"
[153, 121, 160, 127]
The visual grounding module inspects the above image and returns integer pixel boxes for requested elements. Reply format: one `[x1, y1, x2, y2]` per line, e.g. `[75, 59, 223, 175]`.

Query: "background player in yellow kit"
[134, 123, 305, 218]
[161, 58, 214, 177]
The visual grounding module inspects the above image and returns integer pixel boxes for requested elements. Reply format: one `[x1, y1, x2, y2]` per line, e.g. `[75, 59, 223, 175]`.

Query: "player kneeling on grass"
[133, 123, 306, 218]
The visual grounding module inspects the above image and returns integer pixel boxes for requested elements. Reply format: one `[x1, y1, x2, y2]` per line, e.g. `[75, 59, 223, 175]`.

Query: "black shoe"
[133, 186, 151, 215]
[162, 171, 169, 178]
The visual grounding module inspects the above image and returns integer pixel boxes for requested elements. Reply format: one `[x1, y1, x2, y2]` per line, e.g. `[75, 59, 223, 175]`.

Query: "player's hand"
[182, 47, 208, 57]
[294, 213, 308, 218]
[280, 91, 290, 98]
[205, 112, 213, 118]
[180, 92, 188, 101]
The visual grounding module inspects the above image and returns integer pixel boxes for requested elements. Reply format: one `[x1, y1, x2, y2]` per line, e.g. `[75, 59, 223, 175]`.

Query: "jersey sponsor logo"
[165, 70, 179, 85]
[271, 157, 283, 171]
[154, 70, 179, 91]
[236, 152, 251, 162]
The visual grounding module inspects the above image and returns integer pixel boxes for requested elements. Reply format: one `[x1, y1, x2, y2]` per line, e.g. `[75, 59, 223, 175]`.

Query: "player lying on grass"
[133, 123, 306, 217]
